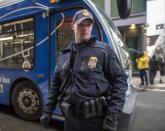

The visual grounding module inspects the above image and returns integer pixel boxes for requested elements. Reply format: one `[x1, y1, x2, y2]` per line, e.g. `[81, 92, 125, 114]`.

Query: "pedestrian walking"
[149, 55, 158, 84]
[136, 51, 150, 86]
[155, 46, 165, 83]
[159, 55, 165, 83]
[40, 9, 128, 131]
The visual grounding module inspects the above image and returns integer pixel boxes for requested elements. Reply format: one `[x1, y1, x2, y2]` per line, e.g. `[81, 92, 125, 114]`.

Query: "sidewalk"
[132, 76, 165, 90]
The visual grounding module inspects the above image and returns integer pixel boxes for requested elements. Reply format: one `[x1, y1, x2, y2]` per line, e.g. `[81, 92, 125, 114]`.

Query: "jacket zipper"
[62, 60, 67, 69]
[81, 52, 86, 71]
[70, 51, 79, 101]
[82, 60, 85, 71]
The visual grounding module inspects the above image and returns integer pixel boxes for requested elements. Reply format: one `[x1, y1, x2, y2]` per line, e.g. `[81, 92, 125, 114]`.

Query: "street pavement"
[132, 75, 165, 91]
[120, 88, 165, 131]
[0, 106, 63, 131]
[119, 75, 165, 131]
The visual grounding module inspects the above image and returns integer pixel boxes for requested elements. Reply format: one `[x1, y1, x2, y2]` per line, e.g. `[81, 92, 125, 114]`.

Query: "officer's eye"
[78, 23, 92, 27]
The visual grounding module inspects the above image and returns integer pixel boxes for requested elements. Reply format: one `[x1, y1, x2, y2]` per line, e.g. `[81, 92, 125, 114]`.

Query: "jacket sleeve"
[104, 46, 128, 114]
[102, 46, 128, 131]
[44, 62, 62, 115]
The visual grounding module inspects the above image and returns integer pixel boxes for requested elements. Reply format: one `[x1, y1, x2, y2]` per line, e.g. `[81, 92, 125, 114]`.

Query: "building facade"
[146, 0, 165, 57]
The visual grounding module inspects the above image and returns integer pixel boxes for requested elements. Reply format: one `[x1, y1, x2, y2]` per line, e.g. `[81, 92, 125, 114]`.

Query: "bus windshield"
[97, 8, 130, 70]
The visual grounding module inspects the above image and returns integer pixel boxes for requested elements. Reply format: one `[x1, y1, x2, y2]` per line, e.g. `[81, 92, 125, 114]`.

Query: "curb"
[132, 77, 165, 89]
[133, 84, 165, 92]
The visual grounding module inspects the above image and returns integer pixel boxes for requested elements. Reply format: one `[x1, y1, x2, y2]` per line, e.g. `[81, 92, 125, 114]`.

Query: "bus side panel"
[0, 72, 14, 105]
[0, 12, 50, 107]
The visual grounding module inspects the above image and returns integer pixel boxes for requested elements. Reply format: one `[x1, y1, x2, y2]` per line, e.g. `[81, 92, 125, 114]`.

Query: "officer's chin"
[80, 37, 90, 43]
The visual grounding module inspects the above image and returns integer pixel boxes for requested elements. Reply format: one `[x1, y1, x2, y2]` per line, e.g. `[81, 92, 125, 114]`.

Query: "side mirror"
[117, 0, 132, 19]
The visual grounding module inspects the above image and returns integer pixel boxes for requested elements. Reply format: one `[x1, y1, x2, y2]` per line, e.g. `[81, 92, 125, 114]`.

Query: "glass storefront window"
[111, 0, 146, 17]
[91, 0, 104, 11]
[111, 0, 118, 17]
[132, 0, 146, 13]
[119, 27, 142, 70]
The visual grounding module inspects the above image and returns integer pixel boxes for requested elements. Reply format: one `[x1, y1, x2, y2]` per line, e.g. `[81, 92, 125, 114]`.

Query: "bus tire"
[11, 81, 43, 120]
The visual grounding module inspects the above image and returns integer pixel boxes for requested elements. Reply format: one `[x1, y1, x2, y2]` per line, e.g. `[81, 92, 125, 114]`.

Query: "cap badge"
[82, 9, 90, 17]
[88, 56, 98, 69]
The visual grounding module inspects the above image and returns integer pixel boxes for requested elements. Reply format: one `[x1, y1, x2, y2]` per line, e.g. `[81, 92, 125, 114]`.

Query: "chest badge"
[88, 56, 98, 69]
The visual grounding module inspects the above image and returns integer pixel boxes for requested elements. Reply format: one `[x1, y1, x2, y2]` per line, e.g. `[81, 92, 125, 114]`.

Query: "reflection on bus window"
[0, 18, 34, 69]
[57, 17, 74, 52]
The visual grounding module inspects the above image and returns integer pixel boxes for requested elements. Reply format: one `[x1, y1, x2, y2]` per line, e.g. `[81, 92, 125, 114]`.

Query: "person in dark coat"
[149, 55, 159, 84]
[159, 56, 165, 83]
[155, 46, 165, 83]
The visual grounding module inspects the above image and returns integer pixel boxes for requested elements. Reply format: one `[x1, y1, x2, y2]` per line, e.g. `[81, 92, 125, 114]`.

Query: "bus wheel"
[12, 81, 43, 120]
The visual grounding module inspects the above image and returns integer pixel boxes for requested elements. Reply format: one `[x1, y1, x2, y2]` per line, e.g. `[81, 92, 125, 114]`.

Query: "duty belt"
[60, 96, 110, 118]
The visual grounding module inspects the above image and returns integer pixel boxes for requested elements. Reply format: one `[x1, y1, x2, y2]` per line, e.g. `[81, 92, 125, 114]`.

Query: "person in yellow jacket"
[136, 51, 150, 85]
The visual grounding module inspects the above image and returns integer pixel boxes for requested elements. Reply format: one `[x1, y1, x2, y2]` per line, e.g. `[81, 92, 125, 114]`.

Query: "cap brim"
[76, 17, 93, 24]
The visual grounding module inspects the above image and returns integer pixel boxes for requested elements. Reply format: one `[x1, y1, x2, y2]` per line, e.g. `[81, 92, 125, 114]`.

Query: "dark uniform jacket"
[45, 37, 128, 115]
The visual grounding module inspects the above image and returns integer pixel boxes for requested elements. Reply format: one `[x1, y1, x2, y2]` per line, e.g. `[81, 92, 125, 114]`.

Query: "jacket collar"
[76, 37, 96, 47]
[63, 37, 96, 53]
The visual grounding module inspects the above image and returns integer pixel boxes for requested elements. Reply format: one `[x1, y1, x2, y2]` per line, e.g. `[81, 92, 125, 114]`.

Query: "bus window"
[57, 17, 73, 52]
[0, 18, 34, 69]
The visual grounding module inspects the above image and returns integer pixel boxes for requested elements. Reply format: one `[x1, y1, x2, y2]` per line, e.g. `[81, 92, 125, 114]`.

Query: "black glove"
[102, 113, 120, 131]
[40, 113, 51, 128]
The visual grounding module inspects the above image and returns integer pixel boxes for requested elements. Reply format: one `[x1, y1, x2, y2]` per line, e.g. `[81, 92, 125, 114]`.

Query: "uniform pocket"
[95, 80, 110, 96]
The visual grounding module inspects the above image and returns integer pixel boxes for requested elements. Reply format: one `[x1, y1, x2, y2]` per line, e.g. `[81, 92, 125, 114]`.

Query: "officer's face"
[73, 19, 93, 43]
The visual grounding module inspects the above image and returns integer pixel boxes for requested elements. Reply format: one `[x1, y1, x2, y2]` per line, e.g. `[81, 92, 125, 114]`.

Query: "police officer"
[40, 9, 128, 131]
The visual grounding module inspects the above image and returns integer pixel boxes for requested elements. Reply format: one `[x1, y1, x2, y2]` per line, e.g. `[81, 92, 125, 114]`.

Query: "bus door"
[49, 8, 101, 115]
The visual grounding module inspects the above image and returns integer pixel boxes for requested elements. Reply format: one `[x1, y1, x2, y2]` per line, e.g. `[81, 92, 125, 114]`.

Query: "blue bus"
[0, 0, 136, 126]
